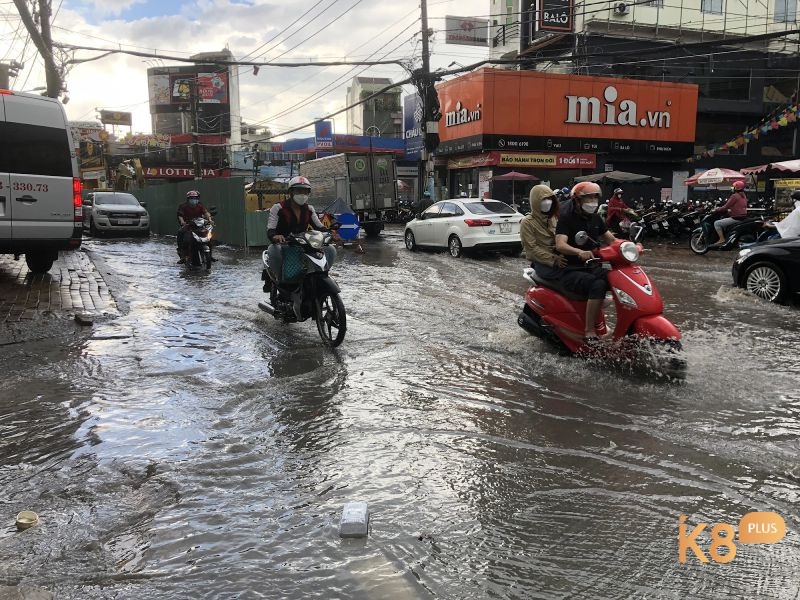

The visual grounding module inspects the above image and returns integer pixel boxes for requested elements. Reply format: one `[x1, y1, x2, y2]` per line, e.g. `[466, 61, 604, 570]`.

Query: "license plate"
[117, 219, 133, 225]
[499, 222, 511, 233]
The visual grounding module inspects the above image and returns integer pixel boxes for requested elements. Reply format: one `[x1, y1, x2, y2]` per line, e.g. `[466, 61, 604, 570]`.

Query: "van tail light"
[0, 89, 13, 95]
[464, 219, 492, 227]
[73, 178, 82, 221]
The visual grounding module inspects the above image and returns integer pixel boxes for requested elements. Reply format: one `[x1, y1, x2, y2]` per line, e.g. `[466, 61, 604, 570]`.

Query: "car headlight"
[736, 248, 752, 263]
[96, 210, 109, 216]
[613, 287, 638, 308]
[306, 230, 325, 250]
[620, 241, 640, 263]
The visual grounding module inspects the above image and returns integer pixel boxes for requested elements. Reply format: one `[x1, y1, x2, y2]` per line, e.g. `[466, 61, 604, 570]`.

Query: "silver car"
[83, 191, 150, 236]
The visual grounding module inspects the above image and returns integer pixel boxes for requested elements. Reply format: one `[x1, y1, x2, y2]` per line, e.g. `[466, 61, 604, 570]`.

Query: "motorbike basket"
[282, 246, 306, 281]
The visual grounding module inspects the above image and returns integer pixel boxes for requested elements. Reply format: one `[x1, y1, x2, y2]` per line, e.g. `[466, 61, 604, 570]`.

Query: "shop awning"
[741, 159, 800, 175]
[573, 170, 661, 185]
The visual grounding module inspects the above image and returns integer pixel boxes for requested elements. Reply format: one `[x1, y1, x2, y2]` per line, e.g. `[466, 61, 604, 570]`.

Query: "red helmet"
[186, 190, 200, 199]
[732, 181, 745, 191]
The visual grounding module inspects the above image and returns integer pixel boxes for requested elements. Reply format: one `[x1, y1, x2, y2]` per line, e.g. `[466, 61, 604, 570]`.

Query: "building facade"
[345, 76, 403, 138]
[433, 68, 698, 202]
[143, 49, 241, 182]
[484, 0, 800, 199]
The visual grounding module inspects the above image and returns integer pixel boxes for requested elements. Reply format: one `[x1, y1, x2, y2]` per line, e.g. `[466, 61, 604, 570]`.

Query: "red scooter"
[518, 231, 685, 375]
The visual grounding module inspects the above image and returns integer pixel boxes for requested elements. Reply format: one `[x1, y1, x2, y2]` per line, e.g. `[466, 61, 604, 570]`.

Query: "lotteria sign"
[435, 68, 697, 145]
[144, 166, 230, 178]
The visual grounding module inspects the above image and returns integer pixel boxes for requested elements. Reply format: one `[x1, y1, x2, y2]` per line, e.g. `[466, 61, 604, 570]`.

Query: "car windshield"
[464, 201, 515, 215]
[94, 194, 140, 206]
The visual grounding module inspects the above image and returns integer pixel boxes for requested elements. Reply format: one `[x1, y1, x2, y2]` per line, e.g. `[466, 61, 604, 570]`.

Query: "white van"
[0, 89, 82, 273]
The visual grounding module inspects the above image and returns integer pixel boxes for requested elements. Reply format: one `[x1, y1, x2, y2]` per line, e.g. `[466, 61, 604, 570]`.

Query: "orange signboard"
[436, 69, 698, 145]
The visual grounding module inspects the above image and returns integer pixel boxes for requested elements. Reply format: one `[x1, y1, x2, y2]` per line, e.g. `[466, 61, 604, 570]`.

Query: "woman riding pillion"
[552, 182, 617, 343]
[266, 176, 335, 284]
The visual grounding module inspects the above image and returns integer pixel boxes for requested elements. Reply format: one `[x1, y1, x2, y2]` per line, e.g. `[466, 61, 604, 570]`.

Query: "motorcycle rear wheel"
[315, 292, 346, 347]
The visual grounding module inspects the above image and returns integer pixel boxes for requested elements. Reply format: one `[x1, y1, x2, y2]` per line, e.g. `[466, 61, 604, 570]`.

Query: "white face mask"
[581, 201, 599, 214]
[540, 198, 553, 213]
[293, 194, 309, 206]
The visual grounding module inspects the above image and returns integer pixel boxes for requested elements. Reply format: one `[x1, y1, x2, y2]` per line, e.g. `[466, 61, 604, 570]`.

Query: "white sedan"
[404, 199, 523, 257]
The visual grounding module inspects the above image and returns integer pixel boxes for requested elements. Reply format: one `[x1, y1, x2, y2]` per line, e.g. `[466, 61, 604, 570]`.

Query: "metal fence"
[132, 178, 270, 247]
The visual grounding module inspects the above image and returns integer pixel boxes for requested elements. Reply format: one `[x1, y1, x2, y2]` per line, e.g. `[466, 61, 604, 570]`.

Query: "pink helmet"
[732, 180, 745, 191]
[571, 181, 602, 199]
[186, 190, 200, 199]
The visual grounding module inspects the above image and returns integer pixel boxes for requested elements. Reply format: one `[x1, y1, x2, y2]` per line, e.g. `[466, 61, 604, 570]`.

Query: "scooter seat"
[531, 270, 588, 301]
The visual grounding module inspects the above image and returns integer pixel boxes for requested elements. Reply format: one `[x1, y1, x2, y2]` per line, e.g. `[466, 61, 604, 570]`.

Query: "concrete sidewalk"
[0, 250, 117, 323]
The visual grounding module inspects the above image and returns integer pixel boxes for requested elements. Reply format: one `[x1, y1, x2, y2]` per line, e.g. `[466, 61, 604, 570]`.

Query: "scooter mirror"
[575, 231, 589, 246]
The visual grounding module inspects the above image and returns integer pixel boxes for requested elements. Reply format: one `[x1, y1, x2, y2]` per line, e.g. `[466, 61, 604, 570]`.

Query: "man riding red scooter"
[518, 183, 683, 367]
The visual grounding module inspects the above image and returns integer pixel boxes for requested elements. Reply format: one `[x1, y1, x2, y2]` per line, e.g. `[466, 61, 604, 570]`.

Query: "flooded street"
[1, 226, 799, 599]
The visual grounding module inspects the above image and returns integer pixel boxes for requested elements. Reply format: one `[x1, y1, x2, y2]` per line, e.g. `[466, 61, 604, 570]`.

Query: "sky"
[1, 0, 493, 141]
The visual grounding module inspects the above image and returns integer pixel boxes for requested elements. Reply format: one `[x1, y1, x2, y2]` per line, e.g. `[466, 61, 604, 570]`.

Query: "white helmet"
[288, 175, 311, 194]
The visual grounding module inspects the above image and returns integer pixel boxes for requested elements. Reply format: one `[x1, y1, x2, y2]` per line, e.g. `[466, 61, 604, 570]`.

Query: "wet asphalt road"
[1, 226, 799, 599]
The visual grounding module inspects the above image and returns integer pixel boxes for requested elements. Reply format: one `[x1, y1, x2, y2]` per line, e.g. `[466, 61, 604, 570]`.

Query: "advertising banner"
[197, 72, 228, 104]
[99, 110, 132, 127]
[403, 94, 424, 161]
[148, 74, 171, 105]
[315, 120, 334, 150]
[79, 140, 104, 169]
[445, 16, 489, 47]
[436, 69, 698, 150]
[539, 0, 574, 32]
[171, 76, 193, 103]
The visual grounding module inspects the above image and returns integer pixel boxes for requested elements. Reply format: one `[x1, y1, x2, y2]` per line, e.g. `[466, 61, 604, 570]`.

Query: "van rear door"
[2, 93, 76, 241]
[0, 93, 11, 243]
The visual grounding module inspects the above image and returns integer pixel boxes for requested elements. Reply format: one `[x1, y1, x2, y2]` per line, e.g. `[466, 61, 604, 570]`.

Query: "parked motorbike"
[689, 213, 766, 255]
[185, 217, 214, 270]
[517, 230, 685, 376]
[258, 230, 346, 347]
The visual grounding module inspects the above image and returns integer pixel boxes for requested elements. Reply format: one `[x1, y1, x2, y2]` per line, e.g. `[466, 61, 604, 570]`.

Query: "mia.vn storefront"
[434, 69, 698, 203]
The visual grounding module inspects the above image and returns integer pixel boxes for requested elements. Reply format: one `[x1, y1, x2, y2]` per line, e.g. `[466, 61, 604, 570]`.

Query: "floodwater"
[1, 227, 799, 599]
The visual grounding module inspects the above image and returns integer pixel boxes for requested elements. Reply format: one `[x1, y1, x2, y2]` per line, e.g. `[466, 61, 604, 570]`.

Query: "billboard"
[435, 69, 698, 154]
[445, 16, 489, 46]
[315, 120, 334, 149]
[149, 74, 171, 106]
[539, 0, 574, 32]
[197, 72, 228, 104]
[403, 94, 424, 161]
[99, 110, 132, 126]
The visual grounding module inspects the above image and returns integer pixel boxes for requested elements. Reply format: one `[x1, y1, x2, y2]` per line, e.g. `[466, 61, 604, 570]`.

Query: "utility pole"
[191, 81, 203, 180]
[38, 0, 60, 98]
[0, 64, 9, 89]
[418, 0, 431, 205]
[12, 0, 61, 98]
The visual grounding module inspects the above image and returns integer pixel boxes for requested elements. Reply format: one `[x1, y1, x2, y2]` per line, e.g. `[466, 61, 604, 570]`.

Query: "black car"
[732, 237, 800, 303]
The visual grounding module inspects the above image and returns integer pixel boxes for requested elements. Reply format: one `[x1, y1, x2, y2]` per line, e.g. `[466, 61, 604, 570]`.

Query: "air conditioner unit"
[613, 2, 630, 15]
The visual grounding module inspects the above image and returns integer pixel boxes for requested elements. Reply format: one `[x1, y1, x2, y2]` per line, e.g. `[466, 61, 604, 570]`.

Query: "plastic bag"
[776, 201, 800, 239]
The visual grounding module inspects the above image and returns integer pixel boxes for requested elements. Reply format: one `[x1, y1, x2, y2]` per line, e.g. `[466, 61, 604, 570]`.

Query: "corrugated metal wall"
[132, 177, 270, 247]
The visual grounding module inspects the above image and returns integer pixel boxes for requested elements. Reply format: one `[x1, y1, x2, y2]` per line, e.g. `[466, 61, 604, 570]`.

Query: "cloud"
[3, 0, 490, 139]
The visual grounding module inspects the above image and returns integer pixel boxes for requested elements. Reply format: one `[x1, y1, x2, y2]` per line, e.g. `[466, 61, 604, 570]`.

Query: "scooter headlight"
[306, 230, 325, 250]
[613, 287, 638, 308]
[620, 241, 640, 263]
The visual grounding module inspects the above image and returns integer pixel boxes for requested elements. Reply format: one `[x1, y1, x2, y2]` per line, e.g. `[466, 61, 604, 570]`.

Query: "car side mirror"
[575, 231, 589, 246]
[138, 200, 147, 208]
[83, 199, 93, 206]
[417, 213, 425, 220]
